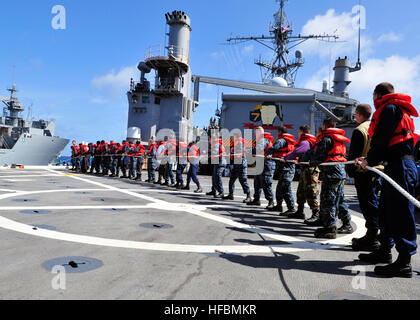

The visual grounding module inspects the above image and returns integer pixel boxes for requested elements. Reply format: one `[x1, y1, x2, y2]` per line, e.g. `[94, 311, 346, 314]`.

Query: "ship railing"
[145, 44, 189, 64]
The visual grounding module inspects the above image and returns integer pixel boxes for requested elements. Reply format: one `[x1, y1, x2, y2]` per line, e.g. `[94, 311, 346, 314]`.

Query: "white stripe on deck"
[0, 168, 366, 254]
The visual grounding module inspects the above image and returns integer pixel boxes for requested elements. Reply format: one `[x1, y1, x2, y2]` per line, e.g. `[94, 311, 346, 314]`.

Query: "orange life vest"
[316, 128, 350, 162]
[148, 143, 158, 155]
[369, 93, 418, 147]
[273, 134, 297, 158]
[177, 142, 188, 157]
[187, 144, 200, 162]
[231, 137, 246, 160]
[165, 139, 177, 156]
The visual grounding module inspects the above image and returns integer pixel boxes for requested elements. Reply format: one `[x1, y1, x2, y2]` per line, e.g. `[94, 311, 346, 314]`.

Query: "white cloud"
[377, 32, 403, 43]
[91, 66, 137, 101]
[304, 55, 420, 106]
[299, 9, 372, 60]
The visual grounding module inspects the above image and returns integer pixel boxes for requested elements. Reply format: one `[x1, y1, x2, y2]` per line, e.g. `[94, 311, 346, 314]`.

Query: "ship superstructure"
[127, 11, 197, 143]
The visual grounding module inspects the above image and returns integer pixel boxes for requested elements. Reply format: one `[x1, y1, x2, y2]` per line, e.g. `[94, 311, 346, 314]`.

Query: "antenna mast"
[227, 0, 339, 87]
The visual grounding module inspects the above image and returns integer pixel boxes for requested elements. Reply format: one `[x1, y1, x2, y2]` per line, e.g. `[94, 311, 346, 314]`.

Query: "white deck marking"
[0, 168, 366, 254]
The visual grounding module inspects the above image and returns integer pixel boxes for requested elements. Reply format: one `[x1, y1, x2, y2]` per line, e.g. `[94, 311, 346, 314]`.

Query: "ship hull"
[0, 134, 69, 166]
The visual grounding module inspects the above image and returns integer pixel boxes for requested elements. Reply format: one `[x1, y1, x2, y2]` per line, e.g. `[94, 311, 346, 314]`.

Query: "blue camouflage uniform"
[211, 138, 226, 194]
[271, 138, 296, 211]
[228, 138, 251, 196]
[253, 135, 276, 201]
[310, 135, 351, 228]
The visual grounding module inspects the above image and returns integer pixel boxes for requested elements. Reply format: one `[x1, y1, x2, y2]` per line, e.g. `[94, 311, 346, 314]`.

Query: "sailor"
[119, 140, 130, 179]
[247, 126, 276, 209]
[175, 139, 189, 189]
[182, 137, 203, 193]
[79, 142, 89, 173]
[155, 139, 167, 185]
[223, 132, 252, 202]
[268, 127, 298, 215]
[127, 142, 137, 180]
[70, 141, 79, 171]
[356, 82, 419, 278]
[134, 141, 145, 181]
[88, 142, 96, 174]
[109, 141, 119, 177]
[284, 125, 318, 220]
[146, 138, 158, 183]
[308, 118, 353, 239]
[206, 132, 226, 199]
[164, 135, 177, 187]
[101, 140, 110, 176]
[346, 104, 382, 251]
[93, 141, 102, 174]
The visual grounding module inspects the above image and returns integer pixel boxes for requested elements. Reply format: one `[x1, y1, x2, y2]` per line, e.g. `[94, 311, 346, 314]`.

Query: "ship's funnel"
[165, 11, 191, 63]
[333, 57, 352, 98]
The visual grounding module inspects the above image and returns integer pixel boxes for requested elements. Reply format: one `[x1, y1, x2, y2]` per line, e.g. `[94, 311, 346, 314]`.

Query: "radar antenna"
[227, 0, 340, 87]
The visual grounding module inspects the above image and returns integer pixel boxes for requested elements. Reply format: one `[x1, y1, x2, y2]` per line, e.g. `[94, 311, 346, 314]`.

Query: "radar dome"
[270, 77, 288, 87]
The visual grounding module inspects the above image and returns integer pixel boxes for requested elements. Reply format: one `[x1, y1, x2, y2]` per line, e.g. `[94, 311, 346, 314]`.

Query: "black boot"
[374, 253, 413, 278]
[315, 226, 337, 239]
[268, 204, 282, 212]
[247, 198, 261, 206]
[194, 184, 203, 193]
[243, 193, 252, 204]
[359, 248, 393, 265]
[352, 229, 380, 252]
[206, 191, 216, 196]
[286, 205, 305, 219]
[214, 192, 224, 199]
[338, 220, 354, 234]
[176, 183, 184, 190]
[283, 208, 297, 216]
[305, 210, 322, 226]
[182, 184, 191, 191]
[223, 194, 234, 200]
[266, 201, 276, 210]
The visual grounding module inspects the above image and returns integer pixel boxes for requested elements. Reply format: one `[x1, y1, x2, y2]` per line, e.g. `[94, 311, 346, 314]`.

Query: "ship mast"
[227, 0, 339, 87]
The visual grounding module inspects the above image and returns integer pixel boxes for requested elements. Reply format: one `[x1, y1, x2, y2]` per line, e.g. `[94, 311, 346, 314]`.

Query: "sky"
[1, 0, 419, 156]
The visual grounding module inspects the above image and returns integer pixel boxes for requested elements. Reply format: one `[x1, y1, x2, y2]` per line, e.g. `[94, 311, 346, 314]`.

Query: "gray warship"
[126, 0, 362, 142]
[0, 84, 69, 166]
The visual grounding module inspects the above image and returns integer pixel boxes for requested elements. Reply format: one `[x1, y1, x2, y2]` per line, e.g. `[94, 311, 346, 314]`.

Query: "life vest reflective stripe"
[298, 134, 317, 147]
[316, 128, 350, 162]
[369, 93, 419, 147]
[231, 138, 246, 160]
[273, 134, 297, 158]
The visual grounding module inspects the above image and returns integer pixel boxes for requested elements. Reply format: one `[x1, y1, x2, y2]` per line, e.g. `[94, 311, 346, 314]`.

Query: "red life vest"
[165, 139, 177, 156]
[79, 145, 88, 155]
[369, 93, 418, 147]
[316, 128, 350, 162]
[298, 133, 317, 147]
[211, 138, 226, 158]
[136, 144, 145, 156]
[108, 142, 117, 153]
[230, 138, 246, 160]
[187, 144, 200, 162]
[254, 133, 275, 156]
[273, 134, 297, 159]
[177, 142, 188, 157]
[101, 143, 108, 153]
[148, 143, 158, 155]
